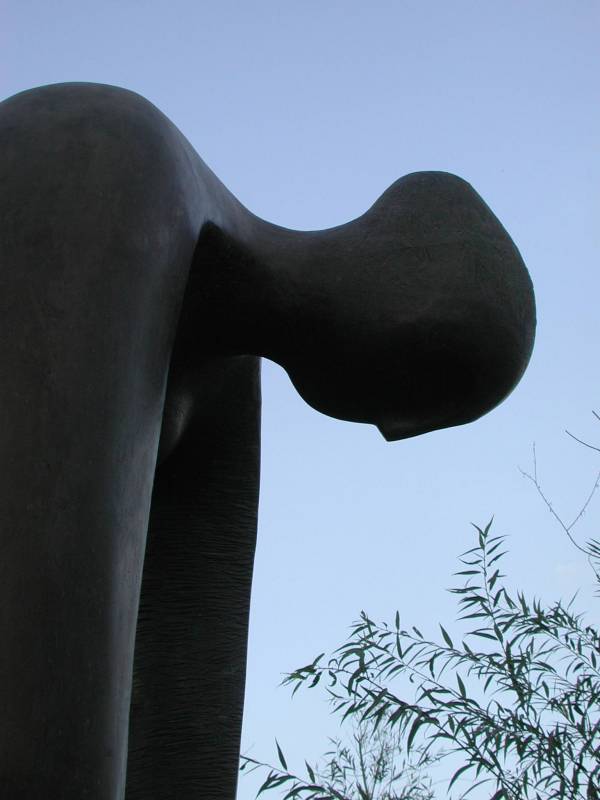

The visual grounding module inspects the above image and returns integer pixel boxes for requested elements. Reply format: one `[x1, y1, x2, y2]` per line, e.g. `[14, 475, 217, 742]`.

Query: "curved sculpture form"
[0, 82, 535, 799]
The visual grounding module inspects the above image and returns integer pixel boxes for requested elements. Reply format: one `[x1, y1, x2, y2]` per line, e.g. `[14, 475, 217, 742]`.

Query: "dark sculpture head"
[199, 170, 535, 441]
[285, 173, 535, 439]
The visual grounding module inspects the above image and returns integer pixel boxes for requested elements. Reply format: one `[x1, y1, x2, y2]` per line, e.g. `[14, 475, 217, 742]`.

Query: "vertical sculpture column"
[0, 83, 202, 799]
[126, 355, 261, 800]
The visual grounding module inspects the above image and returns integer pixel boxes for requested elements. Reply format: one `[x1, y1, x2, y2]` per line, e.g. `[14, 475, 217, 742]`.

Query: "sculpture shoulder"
[0, 82, 209, 279]
[0, 82, 176, 147]
[0, 83, 200, 211]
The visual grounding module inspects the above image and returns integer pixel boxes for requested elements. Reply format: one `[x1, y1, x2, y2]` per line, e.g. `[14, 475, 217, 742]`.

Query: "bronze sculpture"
[0, 82, 535, 799]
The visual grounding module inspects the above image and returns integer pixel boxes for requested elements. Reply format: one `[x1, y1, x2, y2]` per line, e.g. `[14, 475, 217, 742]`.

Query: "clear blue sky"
[3, 1, 600, 797]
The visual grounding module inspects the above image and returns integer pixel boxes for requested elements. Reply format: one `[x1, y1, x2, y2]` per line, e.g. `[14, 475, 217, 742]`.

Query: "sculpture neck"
[183, 211, 319, 364]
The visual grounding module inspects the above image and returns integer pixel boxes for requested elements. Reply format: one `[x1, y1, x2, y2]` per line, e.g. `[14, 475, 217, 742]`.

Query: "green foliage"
[242, 519, 600, 799]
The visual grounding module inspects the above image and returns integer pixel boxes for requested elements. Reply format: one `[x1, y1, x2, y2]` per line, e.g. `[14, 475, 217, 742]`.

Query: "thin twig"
[520, 426, 600, 581]
[519, 464, 591, 556]
[567, 469, 600, 531]
[565, 430, 600, 455]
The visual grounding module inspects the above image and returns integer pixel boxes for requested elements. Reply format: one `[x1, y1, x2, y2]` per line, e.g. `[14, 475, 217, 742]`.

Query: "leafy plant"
[242, 422, 600, 799]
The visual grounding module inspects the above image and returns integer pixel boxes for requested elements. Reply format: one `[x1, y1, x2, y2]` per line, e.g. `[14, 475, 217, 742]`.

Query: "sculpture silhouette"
[0, 82, 535, 799]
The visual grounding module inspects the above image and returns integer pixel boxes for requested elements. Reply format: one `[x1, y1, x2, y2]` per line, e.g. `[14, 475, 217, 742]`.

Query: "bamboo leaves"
[244, 521, 600, 799]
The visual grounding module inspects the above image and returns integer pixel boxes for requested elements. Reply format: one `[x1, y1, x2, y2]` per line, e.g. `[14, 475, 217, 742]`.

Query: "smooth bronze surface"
[0, 82, 535, 798]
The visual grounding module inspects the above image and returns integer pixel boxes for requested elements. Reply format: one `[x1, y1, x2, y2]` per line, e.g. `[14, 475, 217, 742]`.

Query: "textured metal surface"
[127, 357, 260, 800]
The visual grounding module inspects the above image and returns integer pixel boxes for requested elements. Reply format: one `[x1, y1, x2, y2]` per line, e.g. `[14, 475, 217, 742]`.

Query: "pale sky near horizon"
[2, 2, 600, 797]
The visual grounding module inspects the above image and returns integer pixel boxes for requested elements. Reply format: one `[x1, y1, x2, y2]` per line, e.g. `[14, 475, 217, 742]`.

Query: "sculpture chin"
[376, 418, 440, 442]
[376, 410, 483, 442]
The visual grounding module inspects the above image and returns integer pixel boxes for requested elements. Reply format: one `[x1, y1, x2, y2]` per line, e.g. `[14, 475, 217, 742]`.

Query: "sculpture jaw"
[279, 318, 528, 443]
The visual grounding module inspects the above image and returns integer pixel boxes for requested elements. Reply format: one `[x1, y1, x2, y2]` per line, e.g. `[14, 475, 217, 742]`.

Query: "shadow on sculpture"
[0, 82, 535, 799]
